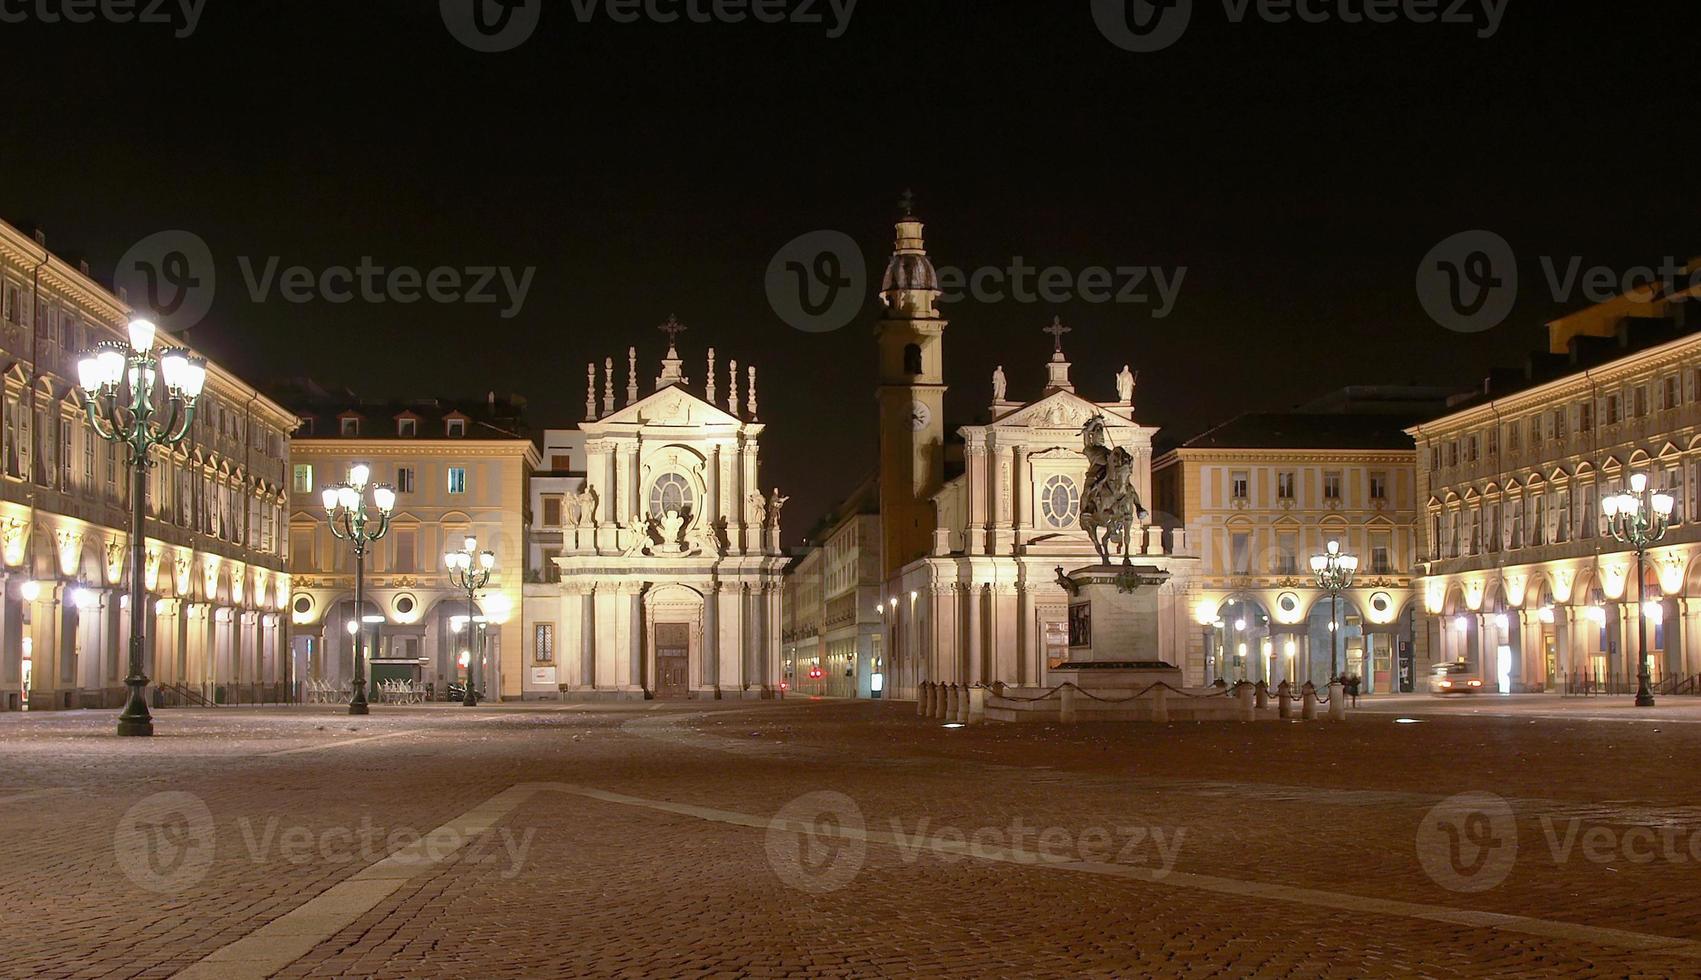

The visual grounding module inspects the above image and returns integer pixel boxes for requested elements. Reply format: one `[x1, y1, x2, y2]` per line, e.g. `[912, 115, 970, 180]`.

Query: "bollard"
[946, 684, 960, 721]
[1237, 681, 1255, 722]
[957, 686, 972, 724]
[1151, 684, 1169, 724]
[1255, 680, 1269, 711]
[917, 681, 931, 717]
[1301, 681, 1318, 720]
[1277, 680, 1293, 720]
[1328, 681, 1346, 721]
[1059, 684, 1078, 724]
[969, 685, 987, 724]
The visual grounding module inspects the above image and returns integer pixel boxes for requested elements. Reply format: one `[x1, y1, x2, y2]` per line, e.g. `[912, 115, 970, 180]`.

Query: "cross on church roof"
[898, 188, 915, 217]
[1043, 316, 1072, 353]
[658, 315, 688, 348]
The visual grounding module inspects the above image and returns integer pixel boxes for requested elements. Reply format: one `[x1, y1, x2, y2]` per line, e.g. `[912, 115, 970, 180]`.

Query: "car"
[1430, 663, 1485, 695]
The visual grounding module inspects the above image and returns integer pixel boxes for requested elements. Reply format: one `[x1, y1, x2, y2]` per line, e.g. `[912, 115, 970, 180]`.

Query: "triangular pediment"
[594, 384, 741, 429]
[993, 390, 1131, 432]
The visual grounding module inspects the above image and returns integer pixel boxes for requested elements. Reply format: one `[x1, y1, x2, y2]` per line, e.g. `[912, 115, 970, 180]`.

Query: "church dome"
[882, 251, 940, 295]
[880, 217, 941, 315]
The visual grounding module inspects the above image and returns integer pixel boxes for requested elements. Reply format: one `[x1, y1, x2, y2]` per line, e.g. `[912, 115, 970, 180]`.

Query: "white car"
[1430, 663, 1485, 695]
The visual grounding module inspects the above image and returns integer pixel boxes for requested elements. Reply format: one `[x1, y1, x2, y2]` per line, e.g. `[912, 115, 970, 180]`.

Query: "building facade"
[533, 334, 788, 700]
[784, 476, 883, 698]
[1413, 287, 1701, 694]
[1, 218, 295, 710]
[1154, 407, 1429, 693]
[283, 386, 537, 701]
[870, 215, 1200, 695]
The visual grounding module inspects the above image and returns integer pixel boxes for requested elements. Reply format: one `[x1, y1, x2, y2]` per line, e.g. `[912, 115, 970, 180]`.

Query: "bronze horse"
[1080, 415, 1148, 565]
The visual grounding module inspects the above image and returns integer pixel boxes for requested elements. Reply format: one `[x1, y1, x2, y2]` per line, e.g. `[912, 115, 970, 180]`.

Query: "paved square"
[3, 696, 1700, 978]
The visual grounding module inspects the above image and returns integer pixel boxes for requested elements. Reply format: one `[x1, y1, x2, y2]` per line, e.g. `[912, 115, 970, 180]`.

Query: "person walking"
[1345, 674, 1361, 707]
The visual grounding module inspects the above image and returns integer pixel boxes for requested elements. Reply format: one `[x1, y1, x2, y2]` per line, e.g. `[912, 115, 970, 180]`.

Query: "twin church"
[526, 213, 1197, 700]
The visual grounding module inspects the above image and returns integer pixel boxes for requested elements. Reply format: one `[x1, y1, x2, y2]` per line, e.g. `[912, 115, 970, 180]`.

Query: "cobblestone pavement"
[4, 698, 1701, 978]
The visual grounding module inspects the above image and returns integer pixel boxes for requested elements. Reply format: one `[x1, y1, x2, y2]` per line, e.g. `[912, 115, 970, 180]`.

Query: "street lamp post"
[76, 319, 206, 737]
[1603, 472, 1674, 707]
[445, 536, 494, 706]
[321, 466, 396, 715]
[1309, 539, 1359, 685]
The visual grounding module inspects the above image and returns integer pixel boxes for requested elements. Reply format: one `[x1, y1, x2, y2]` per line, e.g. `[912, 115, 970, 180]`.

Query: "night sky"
[2, 1, 1697, 542]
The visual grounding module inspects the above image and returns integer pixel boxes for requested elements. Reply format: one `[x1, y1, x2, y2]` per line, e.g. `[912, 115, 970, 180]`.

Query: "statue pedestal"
[1048, 564, 1181, 691]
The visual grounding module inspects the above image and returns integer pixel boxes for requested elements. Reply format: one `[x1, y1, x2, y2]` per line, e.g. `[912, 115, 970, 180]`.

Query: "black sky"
[1, 1, 1696, 541]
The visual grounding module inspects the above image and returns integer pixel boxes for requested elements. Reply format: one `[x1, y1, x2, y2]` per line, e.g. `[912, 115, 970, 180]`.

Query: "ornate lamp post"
[76, 319, 206, 737]
[445, 536, 494, 706]
[1309, 539, 1359, 684]
[321, 465, 396, 715]
[1603, 472, 1674, 707]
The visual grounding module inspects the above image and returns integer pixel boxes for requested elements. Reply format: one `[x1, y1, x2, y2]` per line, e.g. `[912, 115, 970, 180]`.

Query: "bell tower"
[875, 202, 947, 578]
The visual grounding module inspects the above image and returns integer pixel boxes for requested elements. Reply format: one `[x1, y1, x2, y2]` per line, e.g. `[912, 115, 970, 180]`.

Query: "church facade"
[528, 331, 788, 700]
[870, 216, 1202, 699]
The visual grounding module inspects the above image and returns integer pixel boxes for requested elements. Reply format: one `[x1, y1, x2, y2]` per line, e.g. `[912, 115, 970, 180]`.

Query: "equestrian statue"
[1080, 414, 1149, 566]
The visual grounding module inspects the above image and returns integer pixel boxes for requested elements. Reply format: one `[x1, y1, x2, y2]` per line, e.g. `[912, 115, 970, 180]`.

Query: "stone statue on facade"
[1116, 365, 1136, 404]
[992, 365, 1007, 403]
[576, 486, 600, 527]
[622, 513, 653, 557]
[747, 490, 767, 527]
[653, 510, 687, 555]
[766, 488, 789, 529]
[1079, 414, 1148, 566]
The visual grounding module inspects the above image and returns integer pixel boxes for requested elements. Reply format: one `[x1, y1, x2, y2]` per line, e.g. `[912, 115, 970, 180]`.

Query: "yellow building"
[1153, 401, 1433, 692]
[284, 387, 537, 701]
[784, 475, 883, 698]
[0, 218, 295, 711]
[1412, 284, 1701, 694]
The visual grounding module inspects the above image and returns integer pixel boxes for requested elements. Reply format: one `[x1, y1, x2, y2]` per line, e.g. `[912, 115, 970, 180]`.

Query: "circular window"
[1371, 592, 1392, 614]
[292, 594, 312, 615]
[395, 594, 416, 616]
[1278, 592, 1299, 613]
[1041, 474, 1080, 529]
[648, 472, 695, 519]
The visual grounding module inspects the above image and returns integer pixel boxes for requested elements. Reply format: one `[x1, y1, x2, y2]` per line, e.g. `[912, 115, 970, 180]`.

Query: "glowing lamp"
[1653, 493, 1675, 517]
[372, 485, 397, 513]
[1327, 539, 1340, 555]
[1602, 495, 1620, 517]
[126, 318, 157, 352]
[18, 580, 39, 602]
[348, 464, 371, 489]
[1631, 473, 1649, 494]
[321, 487, 341, 511]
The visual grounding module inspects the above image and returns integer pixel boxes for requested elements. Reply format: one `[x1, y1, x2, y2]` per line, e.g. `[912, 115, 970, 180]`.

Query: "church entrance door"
[654, 623, 690, 699]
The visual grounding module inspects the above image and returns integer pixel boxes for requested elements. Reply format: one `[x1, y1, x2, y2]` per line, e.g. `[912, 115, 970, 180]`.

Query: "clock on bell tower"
[875, 205, 948, 578]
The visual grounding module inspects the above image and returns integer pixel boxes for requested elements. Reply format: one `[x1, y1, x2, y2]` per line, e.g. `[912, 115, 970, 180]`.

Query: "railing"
[1560, 671, 1701, 697]
[154, 682, 298, 707]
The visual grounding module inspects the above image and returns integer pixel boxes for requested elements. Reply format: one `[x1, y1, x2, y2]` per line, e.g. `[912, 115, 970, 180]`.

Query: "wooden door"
[654, 623, 690, 699]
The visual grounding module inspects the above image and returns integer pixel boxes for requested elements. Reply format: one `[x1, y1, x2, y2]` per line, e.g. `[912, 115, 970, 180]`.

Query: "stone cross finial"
[706, 348, 717, 406]
[899, 188, 915, 217]
[626, 348, 638, 405]
[602, 358, 615, 416]
[1044, 316, 1071, 353]
[585, 363, 596, 420]
[728, 359, 739, 416]
[658, 315, 687, 350]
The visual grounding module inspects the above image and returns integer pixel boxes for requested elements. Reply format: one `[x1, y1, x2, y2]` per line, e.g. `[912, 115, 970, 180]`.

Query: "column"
[1017, 584, 1035, 686]
[621, 443, 641, 524]
[992, 584, 1017, 686]
[1011, 445, 1030, 545]
[964, 583, 982, 686]
[708, 444, 722, 531]
[603, 443, 618, 525]
[702, 583, 720, 694]
[580, 585, 597, 689]
[766, 582, 783, 695]
[965, 444, 987, 556]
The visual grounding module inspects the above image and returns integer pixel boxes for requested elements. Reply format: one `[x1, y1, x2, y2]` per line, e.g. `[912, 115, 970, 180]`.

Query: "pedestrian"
[1346, 674, 1361, 707]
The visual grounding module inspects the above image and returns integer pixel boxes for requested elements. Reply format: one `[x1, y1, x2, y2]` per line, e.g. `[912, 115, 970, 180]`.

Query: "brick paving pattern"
[3, 698, 1700, 977]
